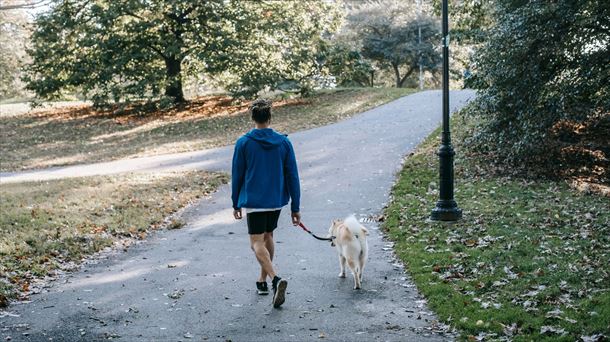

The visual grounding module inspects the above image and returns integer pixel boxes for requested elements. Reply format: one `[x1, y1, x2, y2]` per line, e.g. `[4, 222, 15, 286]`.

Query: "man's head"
[250, 99, 272, 124]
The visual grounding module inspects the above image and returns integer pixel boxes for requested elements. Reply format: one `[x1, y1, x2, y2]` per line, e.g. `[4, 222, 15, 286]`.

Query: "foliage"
[430, 0, 494, 44]
[383, 117, 610, 341]
[0, 8, 30, 99]
[465, 0, 610, 180]
[317, 41, 373, 87]
[218, 1, 342, 98]
[347, 0, 441, 88]
[23, 0, 341, 105]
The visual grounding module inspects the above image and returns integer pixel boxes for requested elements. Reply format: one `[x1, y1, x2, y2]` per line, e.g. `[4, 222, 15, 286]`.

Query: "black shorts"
[246, 210, 282, 235]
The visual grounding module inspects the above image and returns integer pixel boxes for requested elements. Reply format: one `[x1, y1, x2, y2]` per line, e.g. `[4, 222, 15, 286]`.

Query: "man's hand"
[233, 209, 242, 220]
[291, 211, 301, 226]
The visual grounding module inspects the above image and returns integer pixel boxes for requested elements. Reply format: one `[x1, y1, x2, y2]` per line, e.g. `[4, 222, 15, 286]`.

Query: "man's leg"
[250, 234, 277, 281]
[259, 232, 275, 281]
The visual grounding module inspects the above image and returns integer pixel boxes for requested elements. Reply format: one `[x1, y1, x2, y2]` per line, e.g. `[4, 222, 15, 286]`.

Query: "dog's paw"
[338, 272, 346, 278]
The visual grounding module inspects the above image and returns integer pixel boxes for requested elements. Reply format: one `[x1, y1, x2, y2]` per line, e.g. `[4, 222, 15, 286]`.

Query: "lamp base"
[430, 200, 462, 221]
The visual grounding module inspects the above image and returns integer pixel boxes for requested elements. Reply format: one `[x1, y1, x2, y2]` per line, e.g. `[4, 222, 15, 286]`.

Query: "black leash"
[297, 222, 334, 241]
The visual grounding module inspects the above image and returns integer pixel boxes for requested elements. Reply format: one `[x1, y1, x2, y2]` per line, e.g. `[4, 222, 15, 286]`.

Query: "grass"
[0, 88, 415, 171]
[382, 114, 610, 341]
[0, 171, 228, 304]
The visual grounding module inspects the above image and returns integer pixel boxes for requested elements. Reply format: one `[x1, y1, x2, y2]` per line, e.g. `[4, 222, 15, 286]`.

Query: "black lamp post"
[430, 0, 462, 221]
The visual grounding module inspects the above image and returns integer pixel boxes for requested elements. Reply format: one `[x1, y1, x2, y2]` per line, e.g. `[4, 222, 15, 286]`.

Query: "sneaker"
[256, 281, 269, 295]
[272, 276, 288, 308]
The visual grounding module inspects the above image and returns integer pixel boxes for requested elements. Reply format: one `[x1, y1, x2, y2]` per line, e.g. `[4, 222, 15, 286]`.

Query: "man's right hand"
[291, 211, 301, 226]
[233, 209, 242, 220]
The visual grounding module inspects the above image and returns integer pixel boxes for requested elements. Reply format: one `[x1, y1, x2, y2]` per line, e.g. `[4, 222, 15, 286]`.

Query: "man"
[231, 99, 301, 308]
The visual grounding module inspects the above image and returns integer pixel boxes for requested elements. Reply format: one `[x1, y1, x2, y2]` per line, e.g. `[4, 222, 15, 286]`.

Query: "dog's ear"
[361, 226, 369, 235]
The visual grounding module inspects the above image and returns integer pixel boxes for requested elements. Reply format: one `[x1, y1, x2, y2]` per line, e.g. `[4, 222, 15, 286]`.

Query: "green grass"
[0, 88, 415, 171]
[383, 117, 610, 340]
[0, 171, 228, 303]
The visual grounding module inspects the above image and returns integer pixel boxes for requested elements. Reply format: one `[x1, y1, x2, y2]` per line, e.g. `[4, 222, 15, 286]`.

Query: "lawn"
[383, 115, 610, 340]
[0, 88, 414, 171]
[0, 171, 228, 305]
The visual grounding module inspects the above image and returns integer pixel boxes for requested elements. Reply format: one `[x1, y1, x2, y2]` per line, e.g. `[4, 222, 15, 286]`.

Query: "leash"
[297, 222, 334, 241]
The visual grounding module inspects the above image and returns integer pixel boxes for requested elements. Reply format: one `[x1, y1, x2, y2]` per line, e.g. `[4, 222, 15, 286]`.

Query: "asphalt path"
[1, 90, 475, 341]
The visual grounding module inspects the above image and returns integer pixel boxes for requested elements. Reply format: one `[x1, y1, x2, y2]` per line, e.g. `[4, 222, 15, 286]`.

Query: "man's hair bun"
[250, 99, 272, 111]
[250, 99, 272, 124]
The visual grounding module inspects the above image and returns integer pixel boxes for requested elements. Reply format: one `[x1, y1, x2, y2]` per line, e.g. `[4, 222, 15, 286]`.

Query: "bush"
[466, 0, 609, 182]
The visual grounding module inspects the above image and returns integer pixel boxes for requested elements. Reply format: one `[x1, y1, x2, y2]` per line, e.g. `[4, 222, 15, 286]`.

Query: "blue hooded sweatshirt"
[231, 128, 300, 213]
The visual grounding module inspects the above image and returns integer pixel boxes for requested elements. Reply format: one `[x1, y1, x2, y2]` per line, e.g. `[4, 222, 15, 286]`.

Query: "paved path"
[1, 90, 475, 341]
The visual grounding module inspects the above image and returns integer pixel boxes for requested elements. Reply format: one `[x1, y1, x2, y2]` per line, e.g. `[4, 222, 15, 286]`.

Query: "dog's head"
[328, 219, 342, 247]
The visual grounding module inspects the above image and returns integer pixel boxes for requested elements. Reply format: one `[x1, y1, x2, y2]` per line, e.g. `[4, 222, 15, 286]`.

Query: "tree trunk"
[164, 56, 185, 103]
[398, 66, 417, 88]
[392, 63, 401, 88]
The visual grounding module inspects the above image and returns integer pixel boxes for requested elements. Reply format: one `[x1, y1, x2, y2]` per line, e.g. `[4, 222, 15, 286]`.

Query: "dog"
[328, 215, 369, 289]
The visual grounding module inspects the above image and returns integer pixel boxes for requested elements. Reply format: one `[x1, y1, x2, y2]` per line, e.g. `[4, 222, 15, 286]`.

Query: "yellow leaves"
[91, 225, 107, 234]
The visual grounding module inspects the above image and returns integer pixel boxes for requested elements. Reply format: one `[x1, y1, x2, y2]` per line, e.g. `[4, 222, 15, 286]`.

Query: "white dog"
[328, 216, 369, 289]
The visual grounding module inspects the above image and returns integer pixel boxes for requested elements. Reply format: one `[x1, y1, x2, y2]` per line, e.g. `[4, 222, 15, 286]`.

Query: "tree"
[348, 0, 441, 88]
[429, 0, 493, 44]
[427, 0, 494, 87]
[0, 7, 30, 99]
[317, 41, 374, 87]
[466, 0, 610, 177]
[24, 0, 341, 105]
[218, 1, 341, 98]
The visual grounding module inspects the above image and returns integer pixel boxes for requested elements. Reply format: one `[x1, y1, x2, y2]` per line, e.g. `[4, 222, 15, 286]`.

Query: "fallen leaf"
[541, 326, 567, 336]
[580, 334, 606, 342]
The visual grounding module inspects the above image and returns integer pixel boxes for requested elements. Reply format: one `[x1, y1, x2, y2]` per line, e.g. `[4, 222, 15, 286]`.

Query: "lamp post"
[417, 0, 423, 90]
[430, 0, 462, 221]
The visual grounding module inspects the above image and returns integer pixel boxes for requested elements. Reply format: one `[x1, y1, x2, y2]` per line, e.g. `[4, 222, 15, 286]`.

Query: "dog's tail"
[344, 215, 368, 256]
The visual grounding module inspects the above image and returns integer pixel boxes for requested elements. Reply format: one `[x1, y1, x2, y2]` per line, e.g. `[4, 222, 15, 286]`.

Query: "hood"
[245, 128, 285, 150]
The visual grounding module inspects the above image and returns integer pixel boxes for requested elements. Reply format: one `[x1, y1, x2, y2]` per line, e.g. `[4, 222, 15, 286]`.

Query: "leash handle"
[298, 222, 311, 233]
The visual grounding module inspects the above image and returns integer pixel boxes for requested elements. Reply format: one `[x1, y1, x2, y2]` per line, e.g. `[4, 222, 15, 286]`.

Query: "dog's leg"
[359, 252, 366, 282]
[338, 255, 346, 278]
[347, 259, 361, 289]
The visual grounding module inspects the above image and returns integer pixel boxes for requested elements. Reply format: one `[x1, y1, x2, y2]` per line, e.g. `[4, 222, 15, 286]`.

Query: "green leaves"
[24, 0, 342, 104]
[465, 0, 610, 179]
[347, 0, 441, 88]
[218, 1, 342, 98]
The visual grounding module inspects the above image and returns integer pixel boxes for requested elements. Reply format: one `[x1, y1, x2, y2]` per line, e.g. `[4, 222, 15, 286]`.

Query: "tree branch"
[399, 65, 416, 86]
[123, 10, 145, 21]
[148, 45, 167, 59]
[0, 0, 50, 11]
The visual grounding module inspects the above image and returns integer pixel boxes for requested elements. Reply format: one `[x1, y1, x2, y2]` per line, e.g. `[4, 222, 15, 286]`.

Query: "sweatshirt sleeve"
[284, 139, 301, 212]
[231, 139, 246, 210]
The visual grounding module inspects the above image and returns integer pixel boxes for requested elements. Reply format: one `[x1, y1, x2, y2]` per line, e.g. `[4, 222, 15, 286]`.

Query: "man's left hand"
[291, 211, 301, 226]
[233, 209, 243, 220]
